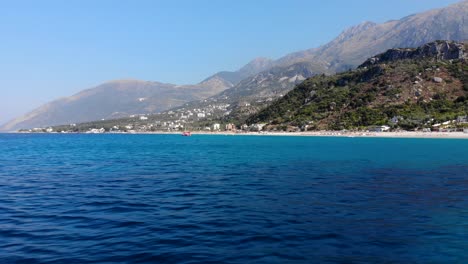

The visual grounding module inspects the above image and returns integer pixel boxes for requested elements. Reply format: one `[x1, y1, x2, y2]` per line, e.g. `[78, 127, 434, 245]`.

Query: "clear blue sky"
[0, 0, 461, 124]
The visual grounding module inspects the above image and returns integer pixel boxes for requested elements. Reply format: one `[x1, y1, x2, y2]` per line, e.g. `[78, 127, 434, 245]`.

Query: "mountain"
[276, 0, 468, 72]
[211, 61, 330, 102]
[166, 0, 468, 122]
[168, 61, 331, 123]
[247, 41, 468, 131]
[0, 58, 272, 131]
[0, 78, 231, 131]
[202, 57, 274, 86]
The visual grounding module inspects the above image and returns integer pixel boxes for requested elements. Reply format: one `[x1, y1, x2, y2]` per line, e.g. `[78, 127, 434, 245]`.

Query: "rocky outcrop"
[360, 41, 467, 67]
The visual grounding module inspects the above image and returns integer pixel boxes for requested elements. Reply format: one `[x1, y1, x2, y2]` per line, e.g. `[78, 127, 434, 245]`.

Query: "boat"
[182, 131, 191, 136]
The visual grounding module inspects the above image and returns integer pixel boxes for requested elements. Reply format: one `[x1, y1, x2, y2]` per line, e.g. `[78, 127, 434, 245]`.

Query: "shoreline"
[8, 131, 468, 139]
[190, 131, 468, 139]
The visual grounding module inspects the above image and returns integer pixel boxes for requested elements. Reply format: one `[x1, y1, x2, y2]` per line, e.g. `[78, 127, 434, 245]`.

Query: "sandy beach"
[112, 130, 468, 139]
[194, 131, 468, 139]
[12, 130, 468, 139]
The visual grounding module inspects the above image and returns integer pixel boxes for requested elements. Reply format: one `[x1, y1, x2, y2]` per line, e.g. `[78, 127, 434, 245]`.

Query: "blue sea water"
[0, 133, 467, 263]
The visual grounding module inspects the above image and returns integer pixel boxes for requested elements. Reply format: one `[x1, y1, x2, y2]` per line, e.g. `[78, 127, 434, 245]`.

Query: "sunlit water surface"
[0, 134, 467, 263]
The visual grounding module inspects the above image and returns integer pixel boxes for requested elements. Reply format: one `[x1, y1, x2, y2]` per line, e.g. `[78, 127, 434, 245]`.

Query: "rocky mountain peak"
[360, 40, 467, 67]
[238, 57, 274, 76]
[332, 21, 378, 44]
[198, 75, 234, 90]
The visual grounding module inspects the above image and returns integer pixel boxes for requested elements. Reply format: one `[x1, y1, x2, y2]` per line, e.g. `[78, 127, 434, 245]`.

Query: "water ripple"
[0, 134, 468, 263]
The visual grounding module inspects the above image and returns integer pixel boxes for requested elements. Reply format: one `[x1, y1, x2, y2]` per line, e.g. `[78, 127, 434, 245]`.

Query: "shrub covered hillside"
[247, 41, 468, 131]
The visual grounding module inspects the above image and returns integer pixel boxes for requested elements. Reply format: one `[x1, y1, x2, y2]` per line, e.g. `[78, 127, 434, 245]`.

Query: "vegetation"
[247, 57, 468, 131]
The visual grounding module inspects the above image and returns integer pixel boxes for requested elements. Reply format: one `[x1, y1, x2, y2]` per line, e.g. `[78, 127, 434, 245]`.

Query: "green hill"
[247, 41, 468, 131]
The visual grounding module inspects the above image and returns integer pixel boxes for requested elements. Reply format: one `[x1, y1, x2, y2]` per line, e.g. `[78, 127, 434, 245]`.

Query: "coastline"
[187, 131, 468, 139]
[8, 130, 468, 139]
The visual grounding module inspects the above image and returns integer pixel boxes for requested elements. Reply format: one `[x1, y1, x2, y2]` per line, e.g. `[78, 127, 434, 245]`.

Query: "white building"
[87, 128, 105, 134]
[213, 123, 221, 130]
[368, 125, 390, 132]
[251, 123, 266, 131]
[197, 113, 206, 118]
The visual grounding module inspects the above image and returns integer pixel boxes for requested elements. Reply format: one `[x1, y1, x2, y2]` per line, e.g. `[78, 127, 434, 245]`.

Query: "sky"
[0, 0, 461, 124]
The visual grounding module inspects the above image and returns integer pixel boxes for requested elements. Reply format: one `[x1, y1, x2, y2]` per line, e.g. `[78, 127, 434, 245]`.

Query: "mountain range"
[2, 0, 467, 131]
[0, 58, 270, 131]
[164, 0, 468, 123]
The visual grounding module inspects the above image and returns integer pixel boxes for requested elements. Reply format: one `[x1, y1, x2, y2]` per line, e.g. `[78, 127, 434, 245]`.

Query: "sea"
[0, 133, 467, 263]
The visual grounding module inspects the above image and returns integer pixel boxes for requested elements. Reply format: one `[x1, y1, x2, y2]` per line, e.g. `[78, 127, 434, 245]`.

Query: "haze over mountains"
[0, 58, 271, 131]
[2, 0, 467, 131]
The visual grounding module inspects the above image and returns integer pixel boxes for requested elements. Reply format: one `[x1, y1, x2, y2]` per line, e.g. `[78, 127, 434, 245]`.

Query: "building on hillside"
[225, 123, 236, 131]
[457, 116, 468, 124]
[368, 125, 391, 132]
[87, 128, 105, 134]
[389, 116, 403, 125]
[213, 123, 220, 131]
[251, 123, 266, 131]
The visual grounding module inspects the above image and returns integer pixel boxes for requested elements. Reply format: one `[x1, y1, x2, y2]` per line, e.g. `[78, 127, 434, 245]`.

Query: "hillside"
[170, 61, 331, 122]
[247, 41, 468, 131]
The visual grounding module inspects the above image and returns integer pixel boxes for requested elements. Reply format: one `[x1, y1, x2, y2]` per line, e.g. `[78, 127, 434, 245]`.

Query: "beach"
[131, 130, 468, 139]
[13, 130, 468, 139]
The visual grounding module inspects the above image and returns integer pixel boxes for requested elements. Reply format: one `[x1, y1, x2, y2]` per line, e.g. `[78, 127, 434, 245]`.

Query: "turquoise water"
[0, 133, 467, 263]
